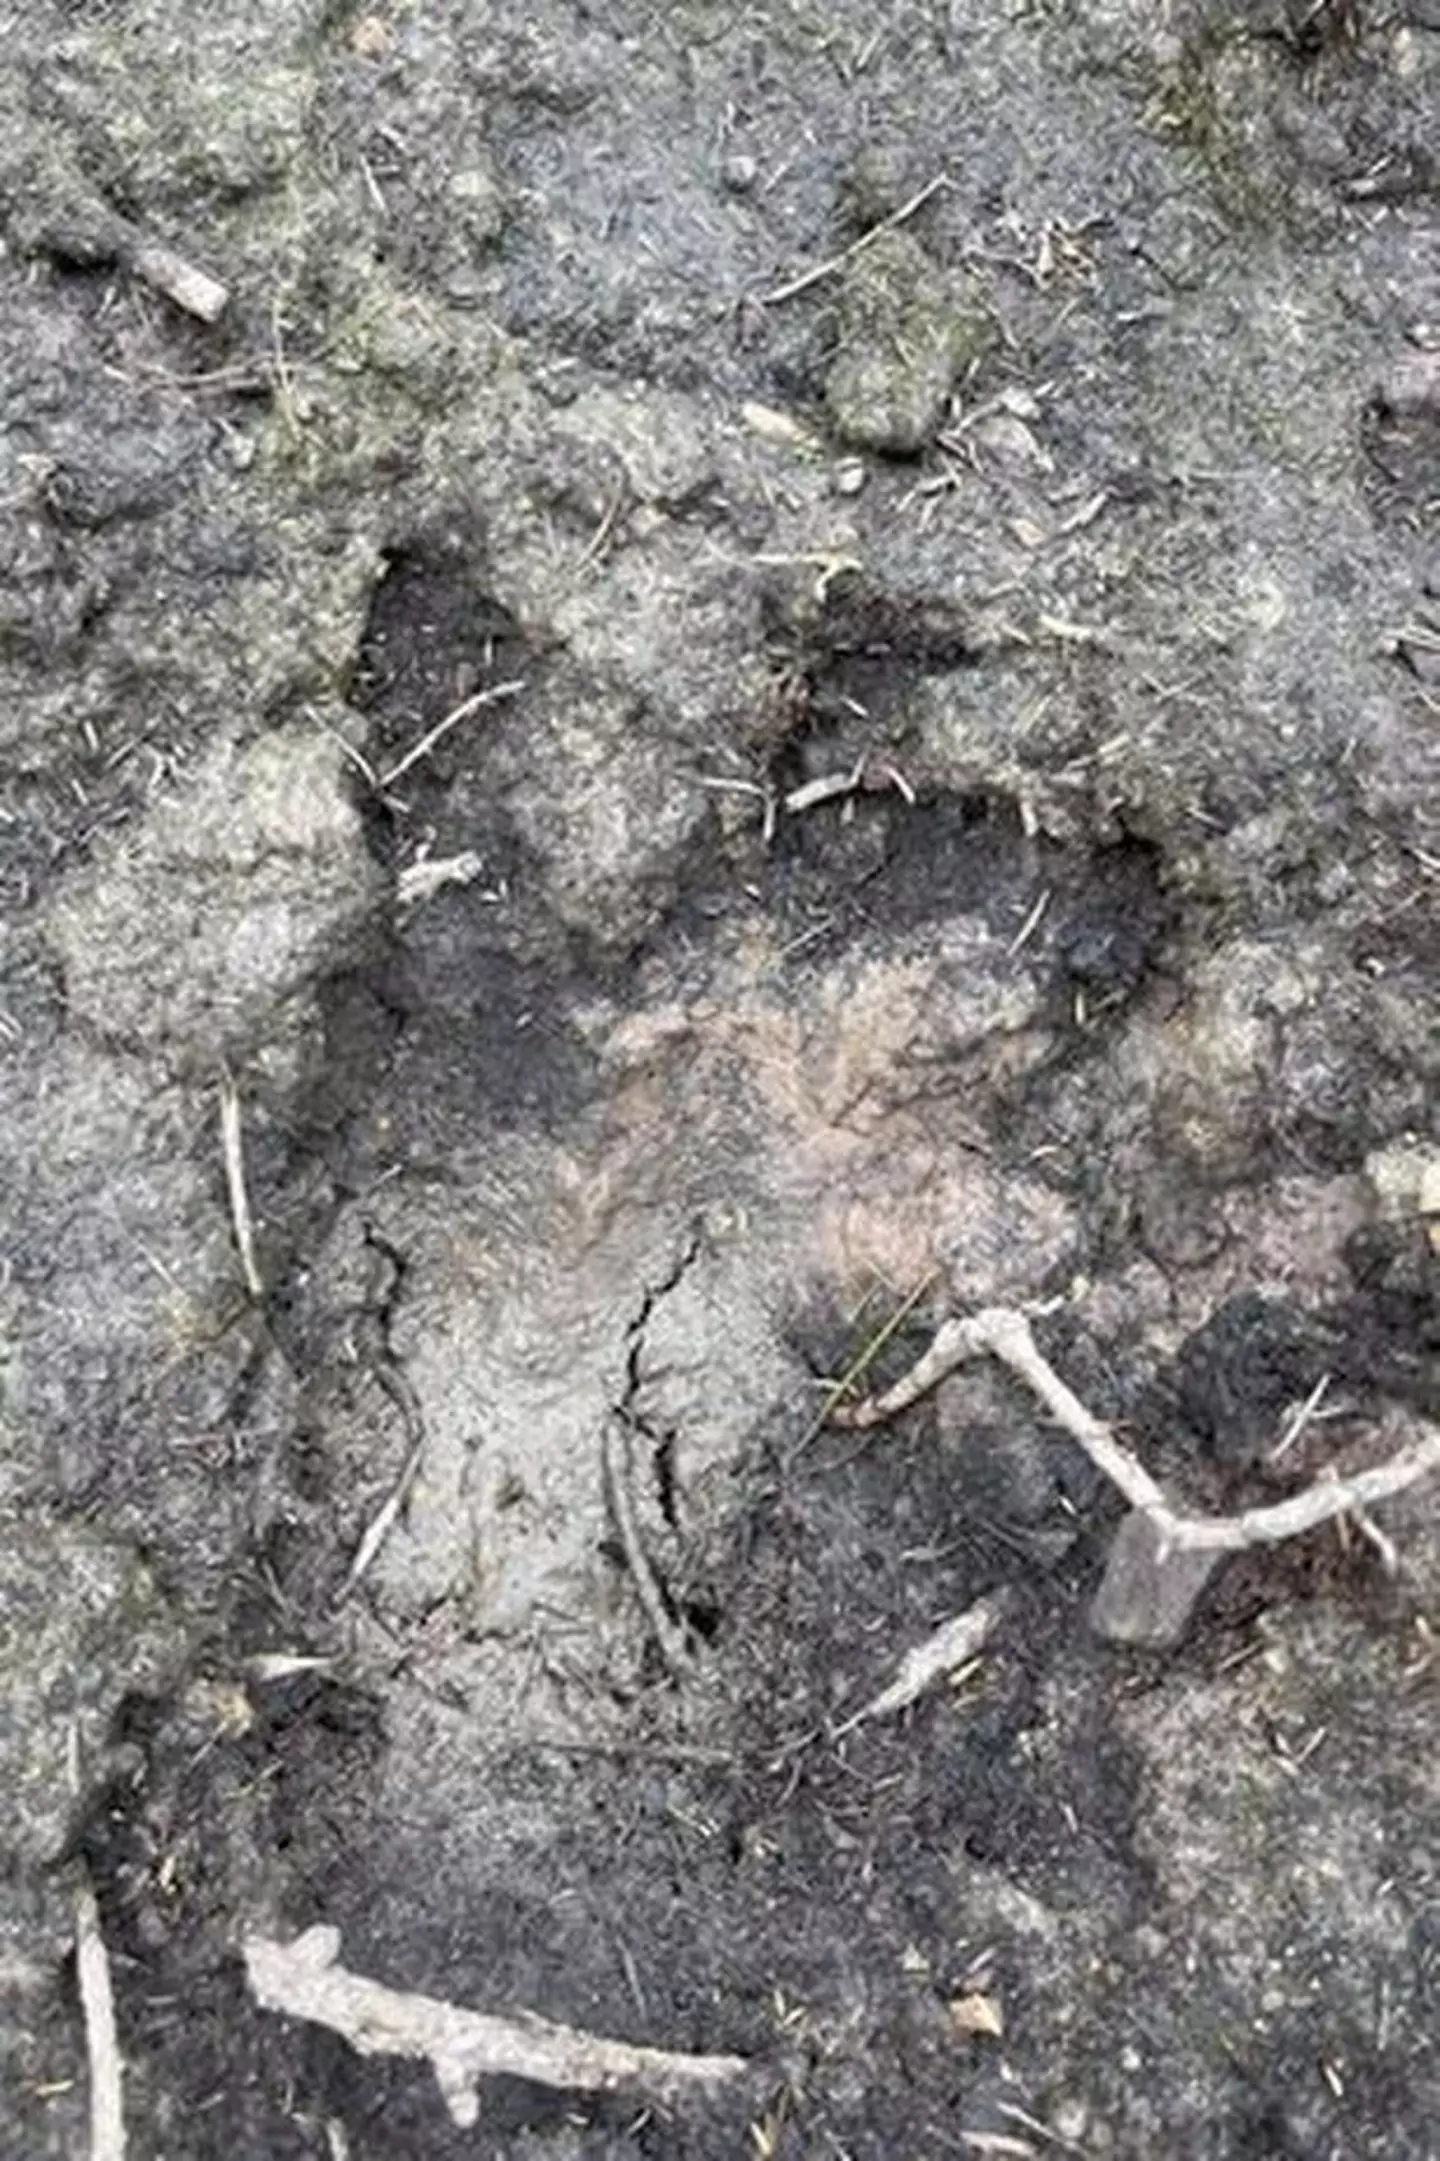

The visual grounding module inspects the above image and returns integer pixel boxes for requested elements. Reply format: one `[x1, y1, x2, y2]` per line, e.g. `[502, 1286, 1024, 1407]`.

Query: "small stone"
[350, 13, 394, 58]
[444, 267, 489, 308]
[948, 1991, 1004, 2038]
[720, 153, 757, 195]
[1052, 2100, 1091, 2143]
[833, 458, 867, 496]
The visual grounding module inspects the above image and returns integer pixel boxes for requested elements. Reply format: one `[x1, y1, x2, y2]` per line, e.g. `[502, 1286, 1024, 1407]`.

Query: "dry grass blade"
[378, 680, 525, 791]
[760, 169, 951, 305]
[802, 1271, 938, 1447]
[218, 1068, 263, 1301]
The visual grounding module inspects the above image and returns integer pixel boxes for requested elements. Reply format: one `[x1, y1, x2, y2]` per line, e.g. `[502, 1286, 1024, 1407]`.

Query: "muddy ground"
[1, 2, 1438, 2156]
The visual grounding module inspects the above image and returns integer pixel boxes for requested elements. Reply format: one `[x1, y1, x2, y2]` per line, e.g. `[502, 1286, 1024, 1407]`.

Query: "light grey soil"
[1, 3, 1437, 2157]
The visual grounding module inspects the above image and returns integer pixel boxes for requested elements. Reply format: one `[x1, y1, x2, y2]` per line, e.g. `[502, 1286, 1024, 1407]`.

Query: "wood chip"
[842, 1592, 1005, 1730]
[128, 242, 228, 324]
[949, 1991, 1005, 2038]
[1089, 1509, 1221, 1648]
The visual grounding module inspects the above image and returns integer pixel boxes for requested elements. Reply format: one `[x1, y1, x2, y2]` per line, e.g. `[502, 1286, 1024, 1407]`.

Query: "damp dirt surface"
[2, 4, 1439, 2158]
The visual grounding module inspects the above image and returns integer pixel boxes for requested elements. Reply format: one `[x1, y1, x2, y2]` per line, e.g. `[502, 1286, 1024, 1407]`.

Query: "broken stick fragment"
[75, 1873, 125, 2161]
[126, 240, 229, 323]
[244, 1927, 748, 2129]
[839, 1590, 1006, 1732]
[19, 178, 229, 322]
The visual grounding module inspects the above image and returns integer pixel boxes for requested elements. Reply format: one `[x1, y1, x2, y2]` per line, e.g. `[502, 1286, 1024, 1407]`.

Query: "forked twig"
[829, 1305, 1440, 1557]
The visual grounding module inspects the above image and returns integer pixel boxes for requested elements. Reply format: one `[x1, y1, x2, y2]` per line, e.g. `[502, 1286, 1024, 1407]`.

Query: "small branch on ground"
[244, 1926, 747, 2128]
[74, 1872, 125, 2161]
[828, 1303, 1440, 1641]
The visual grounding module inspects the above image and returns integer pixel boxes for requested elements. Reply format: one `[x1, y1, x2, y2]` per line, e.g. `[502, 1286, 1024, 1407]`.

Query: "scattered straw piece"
[759, 169, 951, 306]
[244, 1926, 747, 2127]
[74, 1874, 125, 2161]
[783, 759, 868, 816]
[218, 1068, 263, 1301]
[782, 753, 917, 819]
[378, 680, 525, 791]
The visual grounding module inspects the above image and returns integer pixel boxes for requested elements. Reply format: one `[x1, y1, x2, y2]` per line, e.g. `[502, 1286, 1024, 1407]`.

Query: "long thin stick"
[378, 680, 525, 790]
[759, 170, 951, 306]
[75, 1875, 125, 2161]
[245, 1927, 746, 2128]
